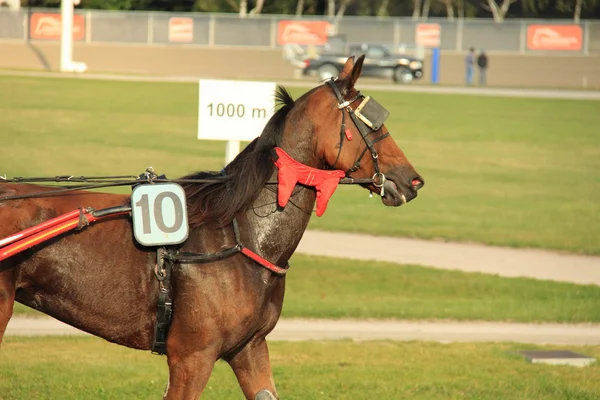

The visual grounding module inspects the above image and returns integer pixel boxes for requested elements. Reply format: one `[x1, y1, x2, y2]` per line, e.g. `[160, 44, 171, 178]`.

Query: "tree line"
[18, 0, 600, 21]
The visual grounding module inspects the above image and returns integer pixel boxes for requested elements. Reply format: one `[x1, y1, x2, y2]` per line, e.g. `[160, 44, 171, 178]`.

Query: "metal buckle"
[338, 100, 351, 109]
[372, 172, 386, 197]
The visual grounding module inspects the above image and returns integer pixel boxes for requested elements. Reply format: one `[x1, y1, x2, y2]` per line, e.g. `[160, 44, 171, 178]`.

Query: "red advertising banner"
[277, 20, 332, 45]
[527, 25, 582, 51]
[415, 23, 441, 48]
[30, 13, 85, 41]
[169, 17, 194, 43]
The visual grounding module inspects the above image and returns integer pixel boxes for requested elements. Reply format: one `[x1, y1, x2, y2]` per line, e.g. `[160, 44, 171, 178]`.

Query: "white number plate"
[131, 183, 189, 247]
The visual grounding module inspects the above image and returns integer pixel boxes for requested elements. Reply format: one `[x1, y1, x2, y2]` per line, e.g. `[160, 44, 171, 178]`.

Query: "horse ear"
[338, 56, 355, 81]
[339, 55, 364, 92]
[348, 54, 365, 89]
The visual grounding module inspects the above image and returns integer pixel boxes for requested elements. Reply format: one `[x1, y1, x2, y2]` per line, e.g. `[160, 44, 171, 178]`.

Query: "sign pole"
[60, 0, 73, 72]
[60, 0, 86, 73]
[225, 140, 240, 165]
[415, 23, 441, 85]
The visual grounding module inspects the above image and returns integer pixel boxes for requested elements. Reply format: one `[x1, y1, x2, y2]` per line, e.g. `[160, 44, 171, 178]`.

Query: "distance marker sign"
[198, 79, 276, 142]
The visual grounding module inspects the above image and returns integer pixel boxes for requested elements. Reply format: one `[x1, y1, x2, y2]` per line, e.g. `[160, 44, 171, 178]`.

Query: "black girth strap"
[163, 219, 243, 265]
[150, 218, 289, 355]
[152, 247, 173, 355]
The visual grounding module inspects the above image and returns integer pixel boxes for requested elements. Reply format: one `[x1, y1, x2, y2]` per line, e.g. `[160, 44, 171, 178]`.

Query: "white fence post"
[23, 9, 28, 42]
[269, 16, 276, 48]
[208, 14, 215, 47]
[456, 18, 463, 52]
[85, 10, 91, 44]
[583, 20, 590, 56]
[393, 19, 400, 50]
[147, 12, 153, 45]
[519, 20, 526, 54]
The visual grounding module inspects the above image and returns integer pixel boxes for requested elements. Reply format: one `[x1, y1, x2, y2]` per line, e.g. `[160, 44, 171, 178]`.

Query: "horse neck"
[239, 123, 320, 269]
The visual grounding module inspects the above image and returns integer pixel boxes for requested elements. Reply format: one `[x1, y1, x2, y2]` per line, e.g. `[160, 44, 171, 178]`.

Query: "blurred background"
[1, 2, 599, 398]
[0, 0, 599, 88]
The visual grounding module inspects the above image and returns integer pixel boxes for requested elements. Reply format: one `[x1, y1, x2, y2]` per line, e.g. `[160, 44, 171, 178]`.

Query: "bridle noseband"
[326, 78, 391, 196]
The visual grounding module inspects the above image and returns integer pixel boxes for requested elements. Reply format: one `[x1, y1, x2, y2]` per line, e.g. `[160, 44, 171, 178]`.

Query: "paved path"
[297, 230, 600, 286]
[5, 232, 600, 345]
[2, 70, 599, 101]
[6, 317, 600, 346]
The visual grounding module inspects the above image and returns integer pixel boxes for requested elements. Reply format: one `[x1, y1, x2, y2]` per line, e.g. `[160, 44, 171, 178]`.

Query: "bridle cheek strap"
[346, 131, 390, 175]
[325, 78, 390, 195]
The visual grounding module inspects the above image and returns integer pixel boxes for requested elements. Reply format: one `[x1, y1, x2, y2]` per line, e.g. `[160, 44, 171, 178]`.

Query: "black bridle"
[325, 78, 391, 196]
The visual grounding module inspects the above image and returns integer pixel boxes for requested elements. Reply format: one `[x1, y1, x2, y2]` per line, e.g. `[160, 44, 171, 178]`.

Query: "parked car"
[302, 43, 424, 84]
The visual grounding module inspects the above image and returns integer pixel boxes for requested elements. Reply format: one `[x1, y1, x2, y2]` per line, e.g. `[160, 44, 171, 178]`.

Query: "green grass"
[0, 75, 599, 254]
[1, 336, 599, 399]
[12, 255, 600, 322]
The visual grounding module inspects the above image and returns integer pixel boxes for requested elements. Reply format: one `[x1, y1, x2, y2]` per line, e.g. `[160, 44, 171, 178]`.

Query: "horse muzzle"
[381, 172, 424, 207]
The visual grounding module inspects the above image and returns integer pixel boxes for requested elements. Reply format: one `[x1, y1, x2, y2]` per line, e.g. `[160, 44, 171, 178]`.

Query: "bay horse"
[0, 56, 423, 399]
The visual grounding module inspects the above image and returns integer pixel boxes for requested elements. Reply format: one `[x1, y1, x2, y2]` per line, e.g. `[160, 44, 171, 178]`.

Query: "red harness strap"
[272, 147, 346, 217]
[0, 208, 130, 262]
[240, 247, 288, 275]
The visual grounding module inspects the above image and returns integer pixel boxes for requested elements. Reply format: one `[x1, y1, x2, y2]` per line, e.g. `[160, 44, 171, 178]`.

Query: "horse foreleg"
[163, 347, 219, 400]
[225, 337, 278, 400]
[0, 270, 16, 347]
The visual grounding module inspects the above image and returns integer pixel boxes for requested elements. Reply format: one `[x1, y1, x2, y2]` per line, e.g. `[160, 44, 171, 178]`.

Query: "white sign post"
[60, 0, 87, 73]
[60, 0, 74, 72]
[198, 79, 276, 166]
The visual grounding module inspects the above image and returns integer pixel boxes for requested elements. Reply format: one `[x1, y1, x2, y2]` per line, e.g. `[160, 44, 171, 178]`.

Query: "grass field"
[1, 336, 599, 400]
[12, 254, 600, 322]
[0, 76, 598, 254]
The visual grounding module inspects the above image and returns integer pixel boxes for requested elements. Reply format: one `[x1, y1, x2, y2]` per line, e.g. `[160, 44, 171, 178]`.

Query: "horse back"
[0, 183, 158, 349]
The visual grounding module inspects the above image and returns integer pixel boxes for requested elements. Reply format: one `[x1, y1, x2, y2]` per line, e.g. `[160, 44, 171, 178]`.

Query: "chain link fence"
[1, 8, 598, 55]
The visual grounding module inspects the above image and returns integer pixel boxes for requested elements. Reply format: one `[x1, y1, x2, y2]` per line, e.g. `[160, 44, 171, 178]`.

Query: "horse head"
[280, 55, 424, 208]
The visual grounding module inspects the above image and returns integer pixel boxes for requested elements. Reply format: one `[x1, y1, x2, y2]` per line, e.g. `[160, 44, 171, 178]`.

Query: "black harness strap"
[346, 133, 390, 174]
[152, 247, 173, 355]
[163, 245, 241, 264]
[163, 219, 243, 265]
[162, 219, 288, 272]
[150, 218, 289, 354]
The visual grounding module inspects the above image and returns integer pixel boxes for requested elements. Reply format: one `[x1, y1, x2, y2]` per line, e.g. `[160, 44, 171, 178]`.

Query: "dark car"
[302, 43, 424, 84]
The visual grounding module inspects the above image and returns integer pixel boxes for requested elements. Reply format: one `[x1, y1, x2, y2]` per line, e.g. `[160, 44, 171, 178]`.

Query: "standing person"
[465, 47, 475, 86]
[477, 49, 489, 85]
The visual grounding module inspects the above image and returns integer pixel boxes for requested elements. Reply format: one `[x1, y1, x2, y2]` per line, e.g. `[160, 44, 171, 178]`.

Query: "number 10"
[135, 192, 184, 234]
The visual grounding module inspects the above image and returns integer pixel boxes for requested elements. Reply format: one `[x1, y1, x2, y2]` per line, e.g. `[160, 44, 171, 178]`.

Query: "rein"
[0, 79, 390, 203]
[0, 173, 377, 202]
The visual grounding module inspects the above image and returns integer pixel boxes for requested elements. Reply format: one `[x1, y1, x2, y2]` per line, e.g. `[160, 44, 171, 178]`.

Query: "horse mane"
[180, 86, 295, 228]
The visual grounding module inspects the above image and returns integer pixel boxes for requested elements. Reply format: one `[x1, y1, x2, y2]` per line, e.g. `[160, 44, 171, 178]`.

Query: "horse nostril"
[411, 177, 424, 190]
